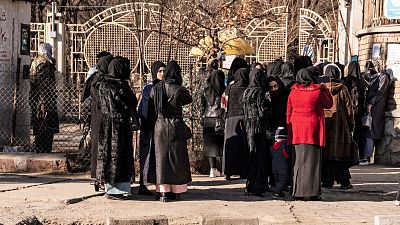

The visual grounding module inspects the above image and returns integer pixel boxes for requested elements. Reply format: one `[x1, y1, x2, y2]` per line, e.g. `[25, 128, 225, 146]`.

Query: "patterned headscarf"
[38, 43, 53, 59]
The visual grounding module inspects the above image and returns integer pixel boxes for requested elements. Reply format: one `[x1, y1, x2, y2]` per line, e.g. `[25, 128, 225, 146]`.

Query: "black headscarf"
[267, 75, 288, 130]
[280, 62, 295, 88]
[81, 55, 114, 102]
[96, 51, 112, 62]
[227, 57, 248, 84]
[150, 61, 166, 83]
[153, 60, 183, 113]
[314, 61, 329, 76]
[208, 58, 220, 70]
[113, 56, 131, 80]
[107, 59, 128, 80]
[324, 64, 342, 80]
[348, 61, 361, 79]
[248, 68, 266, 90]
[234, 68, 249, 87]
[266, 61, 284, 77]
[96, 55, 114, 76]
[296, 66, 318, 87]
[294, 56, 312, 74]
[204, 69, 226, 105]
[335, 62, 345, 76]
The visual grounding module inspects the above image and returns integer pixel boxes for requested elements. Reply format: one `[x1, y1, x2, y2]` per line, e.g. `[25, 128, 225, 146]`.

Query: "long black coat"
[150, 83, 192, 185]
[96, 78, 137, 185]
[366, 73, 390, 139]
[29, 55, 60, 153]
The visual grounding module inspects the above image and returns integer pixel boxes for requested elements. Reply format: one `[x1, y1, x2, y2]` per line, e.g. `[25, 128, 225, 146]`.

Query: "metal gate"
[243, 6, 289, 63]
[22, 4, 335, 172]
[298, 8, 335, 62]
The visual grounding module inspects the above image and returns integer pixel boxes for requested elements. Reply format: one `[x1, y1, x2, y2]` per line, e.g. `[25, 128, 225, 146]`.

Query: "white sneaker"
[359, 160, 369, 166]
[209, 168, 221, 178]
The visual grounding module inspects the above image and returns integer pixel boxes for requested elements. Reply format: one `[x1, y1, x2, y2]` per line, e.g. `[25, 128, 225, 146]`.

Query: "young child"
[270, 127, 290, 199]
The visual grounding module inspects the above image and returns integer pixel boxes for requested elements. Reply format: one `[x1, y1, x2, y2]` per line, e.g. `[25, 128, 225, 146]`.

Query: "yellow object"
[189, 30, 255, 56]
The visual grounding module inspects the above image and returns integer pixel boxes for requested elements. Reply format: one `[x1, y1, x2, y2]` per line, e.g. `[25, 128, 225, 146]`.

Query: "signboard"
[20, 24, 30, 55]
[387, 44, 400, 80]
[384, 0, 400, 19]
[372, 44, 381, 59]
[0, 3, 10, 64]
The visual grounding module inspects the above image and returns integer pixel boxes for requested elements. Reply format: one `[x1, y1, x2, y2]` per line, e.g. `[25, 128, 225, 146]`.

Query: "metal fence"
[0, 3, 335, 173]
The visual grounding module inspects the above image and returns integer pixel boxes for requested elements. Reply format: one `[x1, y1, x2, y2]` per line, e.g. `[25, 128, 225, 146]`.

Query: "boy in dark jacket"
[270, 127, 290, 199]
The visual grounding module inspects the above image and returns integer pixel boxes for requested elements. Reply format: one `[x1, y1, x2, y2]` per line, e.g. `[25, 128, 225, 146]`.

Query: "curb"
[107, 216, 168, 225]
[375, 215, 400, 225]
[0, 152, 67, 173]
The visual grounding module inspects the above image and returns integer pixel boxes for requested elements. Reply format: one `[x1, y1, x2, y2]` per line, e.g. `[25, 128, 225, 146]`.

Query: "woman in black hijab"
[294, 56, 312, 75]
[281, 62, 295, 89]
[242, 68, 271, 196]
[267, 75, 289, 132]
[266, 61, 284, 78]
[201, 60, 226, 177]
[227, 57, 248, 85]
[223, 68, 250, 180]
[97, 58, 138, 200]
[150, 60, 193, 202]
[137, 60, 166, 196]
[343, 61, 366, 159]
[79, 55, 113, 189]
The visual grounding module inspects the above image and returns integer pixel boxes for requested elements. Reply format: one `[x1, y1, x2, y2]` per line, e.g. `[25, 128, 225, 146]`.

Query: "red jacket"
[287, 83, 333, 147]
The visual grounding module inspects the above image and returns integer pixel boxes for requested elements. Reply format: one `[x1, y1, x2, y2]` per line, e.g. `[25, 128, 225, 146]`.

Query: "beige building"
[0, 0, 32, 148]
[349, 0, 400, 165]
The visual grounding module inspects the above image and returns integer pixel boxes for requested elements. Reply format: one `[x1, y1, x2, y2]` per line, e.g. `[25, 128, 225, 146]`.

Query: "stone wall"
[377, 81, 400, 166]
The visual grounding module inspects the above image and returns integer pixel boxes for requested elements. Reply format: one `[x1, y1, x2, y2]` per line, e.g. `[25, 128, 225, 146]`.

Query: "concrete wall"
[0, 1, 31, 147]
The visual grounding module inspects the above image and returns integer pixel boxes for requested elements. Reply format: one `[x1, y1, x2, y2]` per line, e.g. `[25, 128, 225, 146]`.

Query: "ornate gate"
[243, 6, 289, 63]
[24, 4, 335, 172]
[298, 8, 335, 62]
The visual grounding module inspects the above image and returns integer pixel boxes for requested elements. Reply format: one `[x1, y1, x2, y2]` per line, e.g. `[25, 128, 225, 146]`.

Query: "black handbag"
[350, 138, 360, 167]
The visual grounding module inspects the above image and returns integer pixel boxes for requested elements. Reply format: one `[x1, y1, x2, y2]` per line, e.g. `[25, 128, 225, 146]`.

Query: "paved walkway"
[0, 165, 399, 225]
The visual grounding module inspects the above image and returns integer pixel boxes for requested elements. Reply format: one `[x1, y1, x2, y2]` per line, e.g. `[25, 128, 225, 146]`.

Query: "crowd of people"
[198, 55, 390, 200]
[77, 47, 390, 201]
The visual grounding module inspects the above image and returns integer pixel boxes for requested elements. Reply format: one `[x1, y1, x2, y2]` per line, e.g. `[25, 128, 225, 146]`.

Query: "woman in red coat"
[287, 66, 333, 201]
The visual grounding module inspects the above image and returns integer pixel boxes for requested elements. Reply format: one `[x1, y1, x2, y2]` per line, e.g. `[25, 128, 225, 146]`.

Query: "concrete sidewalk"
[0, 165, 399, 225]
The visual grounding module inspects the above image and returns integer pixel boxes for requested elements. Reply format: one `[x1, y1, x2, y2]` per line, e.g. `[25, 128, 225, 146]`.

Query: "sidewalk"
[0, 165, 399, 225]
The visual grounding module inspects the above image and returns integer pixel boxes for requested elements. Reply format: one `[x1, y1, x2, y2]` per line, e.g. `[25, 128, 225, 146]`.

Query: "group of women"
[83, 50, 389, 201]
[83, 54, 192, 201]
[200, 56, 389, 200]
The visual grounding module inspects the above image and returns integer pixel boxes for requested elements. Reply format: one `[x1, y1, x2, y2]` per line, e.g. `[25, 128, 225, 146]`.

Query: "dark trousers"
[322, 160, 351, 187]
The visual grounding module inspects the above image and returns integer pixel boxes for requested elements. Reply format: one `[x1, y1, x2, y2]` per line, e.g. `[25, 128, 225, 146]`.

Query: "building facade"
[0, 0, 32, 148]
[354, 0, 400, 166]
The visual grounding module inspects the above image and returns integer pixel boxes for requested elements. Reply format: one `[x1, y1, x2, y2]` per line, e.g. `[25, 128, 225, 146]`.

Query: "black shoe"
[340, 184, 353, 190]
[159, 192, 171, 202]
[155, 192, 160, 201]
[321, 184, 333, 189]
[94, 180, 104, 192]
[106, 194, 133, 200]
[272, 192, 285, 199]
[167, 192, 181, 201]
[309, 196, 322, 201]
[138, 186, 153, 196]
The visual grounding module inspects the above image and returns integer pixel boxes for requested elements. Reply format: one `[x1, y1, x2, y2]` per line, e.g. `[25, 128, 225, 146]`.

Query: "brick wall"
[358, 33, 400, 68]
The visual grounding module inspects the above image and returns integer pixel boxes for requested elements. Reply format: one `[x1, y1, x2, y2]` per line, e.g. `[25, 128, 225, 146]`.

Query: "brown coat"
[323, 81, 355, 161]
